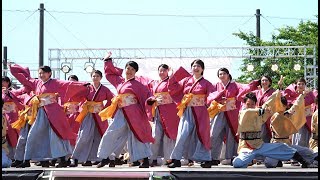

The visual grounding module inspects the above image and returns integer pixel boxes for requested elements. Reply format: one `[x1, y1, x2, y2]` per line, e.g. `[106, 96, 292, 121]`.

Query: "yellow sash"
[177, 93, 205, 118]
[207, 100, 226, 119]
[75, 101, 103, 123]
[11, 106, 31, 130]
[27, 93, 58, 125]
[99, 93, 133, 121]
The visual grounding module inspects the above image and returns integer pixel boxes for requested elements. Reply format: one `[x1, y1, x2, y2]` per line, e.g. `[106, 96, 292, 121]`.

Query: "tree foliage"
[233, 18, 318, 89]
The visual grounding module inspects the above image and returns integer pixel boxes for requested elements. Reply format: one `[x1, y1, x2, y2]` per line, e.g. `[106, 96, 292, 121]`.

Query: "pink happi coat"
[167, 67, 215, 150]
[146, 77, 180, 140]
[104, 60, 155, 143]
[60, 90, 86, 146]
[9, 64, 89, 140]
[2, 87, 28, 147]
[208, 81, 245, 143]
[76, 84, 114, 136]
[283, 83, 316, 132]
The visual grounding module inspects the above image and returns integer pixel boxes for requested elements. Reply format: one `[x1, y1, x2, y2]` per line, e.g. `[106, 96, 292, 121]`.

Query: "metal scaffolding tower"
[48, 46, 318, 89]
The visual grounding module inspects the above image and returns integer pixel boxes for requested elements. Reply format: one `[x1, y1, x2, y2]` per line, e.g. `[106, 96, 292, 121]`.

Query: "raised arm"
[55, 80, 90, 101]
[168, 66, 191, 103]
[9, 63, 36, 91]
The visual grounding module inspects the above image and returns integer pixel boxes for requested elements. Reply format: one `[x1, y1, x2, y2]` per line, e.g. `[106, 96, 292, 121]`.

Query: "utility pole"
[3, 46, 7, 76]
[39, 3, 45, 67]
[255, 9, 261, 66]
[256, 9, 261, 40]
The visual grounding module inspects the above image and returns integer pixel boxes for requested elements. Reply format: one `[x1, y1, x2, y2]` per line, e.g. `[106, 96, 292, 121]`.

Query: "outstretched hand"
[103, 51, 112, 60]
[6, 61, 12, 67]
[278, 75, 284, 88]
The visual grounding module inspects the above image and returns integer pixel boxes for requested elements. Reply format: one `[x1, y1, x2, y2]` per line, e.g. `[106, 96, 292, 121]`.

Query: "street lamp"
[60, 62, 72, 80]
[84, 59, 95, 73]
[84, 58, 95, 73]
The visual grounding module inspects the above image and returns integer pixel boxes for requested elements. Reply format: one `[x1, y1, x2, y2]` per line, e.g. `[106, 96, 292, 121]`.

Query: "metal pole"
[3, 46, 8, 76]
[256, 9, 261, 40]
[39, 3, 45, 67]
[304, 46, 307, 85]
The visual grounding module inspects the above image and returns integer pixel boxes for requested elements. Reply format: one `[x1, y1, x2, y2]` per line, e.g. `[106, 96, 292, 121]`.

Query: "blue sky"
[2, 0, 318, 84]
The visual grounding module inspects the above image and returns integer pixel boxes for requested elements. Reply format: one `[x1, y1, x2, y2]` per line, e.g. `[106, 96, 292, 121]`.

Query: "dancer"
[232, 91, 314, 168]
[283, 78, 316, 148]
[9, 63, 88, 167]
[70, 71, 114, 167]
[207, 68, 243, 165]
[97, 52, 154, 168]
[146, 64, 182, 167]
[167, 59, 215, 168]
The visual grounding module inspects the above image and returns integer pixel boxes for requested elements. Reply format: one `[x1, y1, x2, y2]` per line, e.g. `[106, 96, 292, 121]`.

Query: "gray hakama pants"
[97, 109, 152, 162]
[14, 124, 30, 161]
[264, 144, 318, 167]
[210, 112, 238, 160]
[170, 107, 211, 162]
[2, 149, 12, 167]
[24, 108, 72, 161]
[72, 113, 103, 162]
[150, 109, 176, 161]
[233, 143, 297, 168]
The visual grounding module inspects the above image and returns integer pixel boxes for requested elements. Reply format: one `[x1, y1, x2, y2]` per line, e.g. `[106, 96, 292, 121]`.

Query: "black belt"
[240, 131, 261, 140]
[273, 137, 289, 139]
[272, 132, 289, 139]
[312, 133, 318, 140]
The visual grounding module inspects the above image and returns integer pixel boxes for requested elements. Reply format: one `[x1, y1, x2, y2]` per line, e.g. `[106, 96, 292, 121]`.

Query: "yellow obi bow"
[207, 100, 226, 119]
[151, 92, 172, 117]
[75, 101, 103, 123]
[99, 93, 133, 121]
[27, 93, 59, 125]
[11, 106, 31, 130]
[151, 101, 158, 118]
[177, 93, 205, 118]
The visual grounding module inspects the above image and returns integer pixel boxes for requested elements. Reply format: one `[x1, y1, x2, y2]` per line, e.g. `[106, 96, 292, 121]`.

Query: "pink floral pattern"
[65, 103, 80, 115]
[39, 94, 58, 107]
[155, 92, 173, 105]
[92, 104, 103, 113]
[225, 98, 236, 111]
[118, 94, 138, 108]
[3, 102, 17, 113]
[187, 95, 205, 106]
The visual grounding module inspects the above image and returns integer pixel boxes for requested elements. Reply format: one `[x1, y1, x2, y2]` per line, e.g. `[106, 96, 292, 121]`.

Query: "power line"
[4, 9, 318, 20]
[265, 15, 317, 21]
[44, 10, 89, 48]
[40, 10, 254, 18]
[261, 15, 278, 30]
[216, 15, 255, 46]
[3, 9, 36, 13]
[45, 10, 99, 59]
[4, 9, 38, 36]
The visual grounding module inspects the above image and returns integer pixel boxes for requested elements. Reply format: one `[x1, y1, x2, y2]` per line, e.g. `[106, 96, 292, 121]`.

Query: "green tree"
[233, 18, 318, 89]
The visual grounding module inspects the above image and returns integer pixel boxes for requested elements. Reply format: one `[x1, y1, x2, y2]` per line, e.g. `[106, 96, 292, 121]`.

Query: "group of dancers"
[2, 51, 318, 168]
